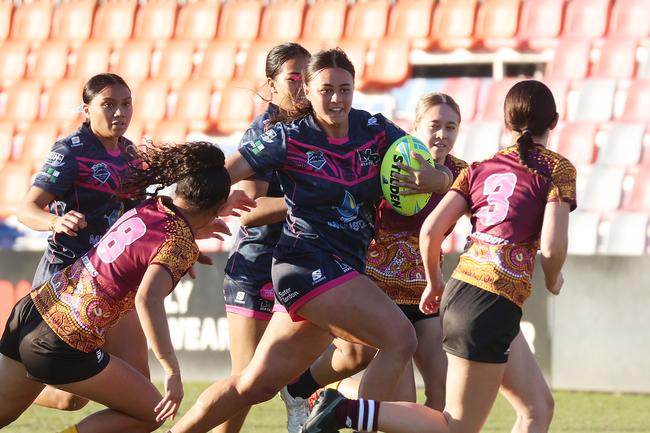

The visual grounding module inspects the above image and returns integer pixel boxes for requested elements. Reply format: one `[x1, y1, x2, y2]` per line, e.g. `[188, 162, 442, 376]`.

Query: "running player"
[303, 79, 576, 433]
[218, 42, 310, 433]
[17, 73, 145, 411]
[168, 48, 452, 433]
[0, 142, 254, 432]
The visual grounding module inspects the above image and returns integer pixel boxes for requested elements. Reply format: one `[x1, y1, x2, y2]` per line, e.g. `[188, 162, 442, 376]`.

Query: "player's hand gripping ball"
[381, 135, 436, 216]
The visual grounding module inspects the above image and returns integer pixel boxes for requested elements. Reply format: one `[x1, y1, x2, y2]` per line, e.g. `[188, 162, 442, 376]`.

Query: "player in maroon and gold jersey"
[302, 79, 576, 433]
[0, 142, 254, 432]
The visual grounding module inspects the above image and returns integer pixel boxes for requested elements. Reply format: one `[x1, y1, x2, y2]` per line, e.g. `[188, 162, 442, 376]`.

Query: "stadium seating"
[0, 41, 29, 90]
[239, 41, 279, 83]
[30, 40, 70, 88]
[336, 39, 368, 89]
[132, 0, 177, 47]
[554, 121, 598, 167]
[0, 162, 32, 218]
[152, 40, 195, 89]
[440, 77, 481, 121]
[196, 40, 239, 89]
[620, 79, 650, 124]
[68, 40, 112, 81]
[41, 79, 83, 128]
[114, 40, 153, 87]
[596, 123, 645, 167]
[622, 168, 650, 212]
[152, 119, 188, 145]
[571, 79, 617, 122]
[386, 0, 436, 50]
[171, 79, 214, 132]
[92, 0, 137, 48]
[591, 36, 639, 80]
[213, 79, 259, 134]
[562, 0, 612, 40]
[0, 121, 14, 164]
[258, 0, 306, 44]
[479, 78, 520, 121]
[17, 121, 60, 172]
[516, 0, 566, 50]
[50, 0, 95, 49]
[455, 121, 502, 163]
[473, 0, 522, 50]
[173, 0, 220, 48]
[216, 0, 263, 47]
[2, 80, 42, 131]
[364, 37, 412, 89]
[544, 37, 592, 81]
[430, 0, 479, 51]
[604, 212, 648, 255]
[9, 1, 52, 49]
[299, 0, 348, 50]
[131, 79, 169, 130]
[567, 211, 600, 255]
[607, 0, 650, 38]
[580, 166, 626, 211]
[343, 0, 390, 47]
[0, 0, 11, 43]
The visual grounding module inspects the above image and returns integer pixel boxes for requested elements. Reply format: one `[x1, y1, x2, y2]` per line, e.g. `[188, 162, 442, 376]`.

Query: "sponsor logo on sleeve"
[250, 140, 265, 155]
[38, 167, 60, 183]
[260, 129, 277, 143]
[367, 117, 378, 126]
[45, 151, 65, 167]
[71, 136, 83, 147]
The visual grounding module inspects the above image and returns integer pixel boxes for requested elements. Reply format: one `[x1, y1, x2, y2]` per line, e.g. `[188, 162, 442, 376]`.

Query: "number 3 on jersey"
[475, 172, 517, 226]
[96, 208, 147, 263]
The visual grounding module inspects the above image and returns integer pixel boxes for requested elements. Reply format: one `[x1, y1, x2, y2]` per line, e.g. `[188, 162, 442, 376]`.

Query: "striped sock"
[58, 426, 78, 433]
[334, 398, 381, 432]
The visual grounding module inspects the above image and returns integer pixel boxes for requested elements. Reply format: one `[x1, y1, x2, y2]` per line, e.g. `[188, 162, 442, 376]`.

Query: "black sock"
[287, 368, 322, 399]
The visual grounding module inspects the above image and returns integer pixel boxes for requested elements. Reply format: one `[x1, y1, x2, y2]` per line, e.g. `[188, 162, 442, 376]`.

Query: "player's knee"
[236, 373, 279, 405]
[517, 392, 554, 428]
[382, 322, 417, 360]
[55, 395, 90, 411]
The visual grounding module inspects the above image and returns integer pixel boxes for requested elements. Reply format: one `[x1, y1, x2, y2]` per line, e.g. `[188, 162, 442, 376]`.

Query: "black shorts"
[398, 304, 438, 324]
[440, 279, 521, 364]
[271, 245, 359, 321]
[223, 276, 274, 320]
[0, 295, 110, 385]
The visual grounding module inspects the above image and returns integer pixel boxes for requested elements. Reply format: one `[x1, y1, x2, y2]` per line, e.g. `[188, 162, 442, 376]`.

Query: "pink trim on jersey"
[287, 271, 360, 319]
[225, 305, 273, 321]
[106, 148, 122, 157]
[327, 136, 349, 145]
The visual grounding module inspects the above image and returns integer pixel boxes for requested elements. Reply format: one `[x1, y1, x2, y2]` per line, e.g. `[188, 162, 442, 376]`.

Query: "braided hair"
[121, 141, 231, 210]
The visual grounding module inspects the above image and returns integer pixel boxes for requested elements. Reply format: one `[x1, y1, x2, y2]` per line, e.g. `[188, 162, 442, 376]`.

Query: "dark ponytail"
[504, 80, 558, 172]
[120, 141, 231, 210]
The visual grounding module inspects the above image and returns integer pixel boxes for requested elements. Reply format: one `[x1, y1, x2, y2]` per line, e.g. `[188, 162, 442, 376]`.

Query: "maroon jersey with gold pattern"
[31, 197, 199, 352]
[450, 145, 576, 307]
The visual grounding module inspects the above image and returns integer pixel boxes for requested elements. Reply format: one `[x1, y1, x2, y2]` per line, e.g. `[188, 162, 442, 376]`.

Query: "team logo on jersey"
[235, 291, 246, 304]
[306, 151, 327, 170]
[367, 117, 378, 126]
[250, 140, 265, 155]
[335, 191, 359, 223]
[260, 129, 277, 143]
[45, 151, 65, 167]
[312, 269, 326, 284]
[91, 162, 111, 184]
[71, 136, 83, 147]
[357, 148, 380, 166]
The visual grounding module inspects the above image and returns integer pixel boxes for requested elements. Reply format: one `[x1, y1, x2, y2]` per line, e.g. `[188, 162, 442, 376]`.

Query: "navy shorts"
[32, 254, 70, 289]
[0, 295, 110, 385]
[440, 279, 521, 364]
[223, 276, 275, 320]
[271, 245, 359, 321]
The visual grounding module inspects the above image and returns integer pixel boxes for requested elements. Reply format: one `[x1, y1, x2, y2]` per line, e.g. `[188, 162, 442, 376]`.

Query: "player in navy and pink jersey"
[169, 48, 458, 433]
[17, 73, 145, 412]
[302, 80, 576, 433]
[0, 142, 253, 432]
[219, 42, 311, 433]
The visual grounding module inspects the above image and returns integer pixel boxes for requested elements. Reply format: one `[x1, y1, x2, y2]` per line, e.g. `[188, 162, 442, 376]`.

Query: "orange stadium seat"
[68, 40, 112, 81]
[174, 0, 220, 47]
[0, 162, 33, 218]
[92, 0, 137, 47]
[114, 40, 153, 87]
[596, 123, 645, 167]
[478, 78, 519, 122]
[386, 0, 436, 50]
[50, 0, 95, 48]
[172, 79, 213, 132]
[216, 0, 263, 47]
[132, 0, 177, 47]
[124, 120, 143, 145]
[152, 119, 188, 145]
[214, 80, 259, 134]
[608, 0, 650, 38]
[441, 77, 481, 122]
[0, 121, 14, 163]
[561, 0, 612, 40]
[604, 212, 648, 255]
[239, 41, 278, 82]
[430, 0, 479, 51]
[41, 79, 83, 128]
[364, 37, 412, 89]
[3, 80, 42, 131]
[299, 0, 348, 50]
[197, 40, 238, 89]
[571, 78, 616, 122]
[620, 79, 650, 124]
[554, 122, 598, 166]
[337, 39, 368, 89]
[542, 78, 569, 120]
[153, 40, 195, 89]
[622, 168, 650, 212]
[343, 0, 390, 47]
[17, 121, 60, 171]
[0, 0, 13, 43]
[30, 40, 70, 88]
[580, 166, 626, 211]
[9, 1, 53, 49]
[474, 0, 522, 50]
[516, 0, 566, 51]
[259, 0, 306, 44]
[0, 41, 28, 89]
[131, 79, 169, 130]
[591, 36, 639, 80]
[544, 37, 592, 81]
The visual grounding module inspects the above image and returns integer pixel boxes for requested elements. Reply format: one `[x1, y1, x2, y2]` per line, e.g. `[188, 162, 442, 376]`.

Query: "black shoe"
[301, 388, 346, 433]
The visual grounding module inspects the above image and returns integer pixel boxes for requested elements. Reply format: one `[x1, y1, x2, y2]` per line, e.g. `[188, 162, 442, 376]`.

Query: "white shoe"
[279, 385, 310, 433]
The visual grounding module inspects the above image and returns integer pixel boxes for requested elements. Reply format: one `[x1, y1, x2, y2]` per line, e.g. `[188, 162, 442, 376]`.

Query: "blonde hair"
[414, 92, 461, 125]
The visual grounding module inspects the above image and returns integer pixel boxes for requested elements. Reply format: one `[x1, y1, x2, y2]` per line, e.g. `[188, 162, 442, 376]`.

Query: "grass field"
[6, 384, 650, 433]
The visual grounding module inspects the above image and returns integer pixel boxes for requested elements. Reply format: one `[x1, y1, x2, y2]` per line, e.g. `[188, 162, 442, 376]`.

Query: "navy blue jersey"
[239, 109, 405, 271]
[225, 105, 284, 285]
[32, 123, 138, 266]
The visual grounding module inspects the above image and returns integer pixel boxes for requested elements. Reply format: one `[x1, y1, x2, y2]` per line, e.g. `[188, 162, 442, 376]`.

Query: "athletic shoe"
[280, 385, 311, 433]
[301, 388, 347, 433]
[308, 388, 325, 410]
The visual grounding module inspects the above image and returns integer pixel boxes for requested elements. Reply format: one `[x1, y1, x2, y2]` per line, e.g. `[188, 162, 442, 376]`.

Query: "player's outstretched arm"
[540, 201, 570, 295]
[135, 264, 184, 422]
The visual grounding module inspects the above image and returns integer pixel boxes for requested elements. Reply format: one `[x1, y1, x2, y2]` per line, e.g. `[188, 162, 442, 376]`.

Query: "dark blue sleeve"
[32, 140, 79, 197]
[378, 113, 408, 153]
[238, 122, 288, 173]
[238, 125, 273, 183]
